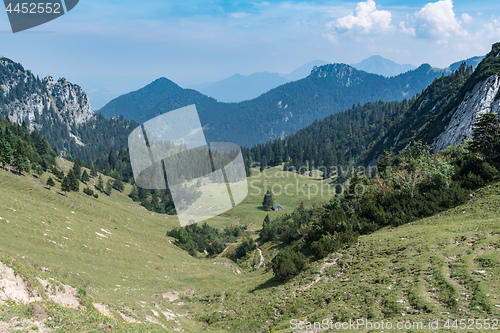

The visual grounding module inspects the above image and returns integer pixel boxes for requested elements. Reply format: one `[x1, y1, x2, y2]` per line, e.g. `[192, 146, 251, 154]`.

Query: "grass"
[0, 161, 499, 332]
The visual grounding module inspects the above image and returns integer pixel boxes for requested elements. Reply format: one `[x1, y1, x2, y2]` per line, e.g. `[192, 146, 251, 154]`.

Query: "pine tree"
[260, 156, 267, 173]
[0, 139, 13, 169]
[97, 175, 104, 191]
[67, 169, 79, 192]
[72, 158, 82, 179]
[90, 164, 97, 177]
[470, 112, 500, 163]
[138, 187, 149, 201]
[129, 184, 139, 201]
[46, 176, 55, 188]
[112, 175, 124, 192]
[378, 150, 394, 174]
[13, 151, 27, 174]
[81, 170, 90, 183]
[263, 214, 271, 227]
[13, 139, 29, 174]
[262, 190, 274, 211]
[61, 176, 71, 195]
[104, 179, 113, 196]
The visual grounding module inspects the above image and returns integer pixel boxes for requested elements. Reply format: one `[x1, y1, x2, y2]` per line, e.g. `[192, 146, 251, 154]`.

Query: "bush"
[83, 187, 94, 196]
[235, 237, 256, 260]
[271, 250, 307, 281]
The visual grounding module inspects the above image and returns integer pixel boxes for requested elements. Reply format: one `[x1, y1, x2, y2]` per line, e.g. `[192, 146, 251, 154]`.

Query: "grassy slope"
[0, 163, 331, 332]
[0, 162, 499, 332]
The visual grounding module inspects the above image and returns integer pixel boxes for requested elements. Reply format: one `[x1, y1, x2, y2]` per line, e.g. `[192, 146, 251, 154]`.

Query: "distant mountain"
[0, 56, 136, 159]
[100, 62, 447, 147]
[351, 55, 416, 77]
[190, 72, 288, 103]
[446, 55, 485, 73]
[188, 56, 484, 104]
[282, 60, 329, 81]
[189, 60, 328, 103]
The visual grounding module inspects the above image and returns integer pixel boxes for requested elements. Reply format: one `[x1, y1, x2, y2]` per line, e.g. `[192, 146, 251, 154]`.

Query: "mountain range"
[188, 60, 329, 103]
[99, 62, 458, 148]
[185, 56, 484, 104]
[1, 44, 500, 333]
[0, 51, 490, 163]
[244, 44, 500, 171]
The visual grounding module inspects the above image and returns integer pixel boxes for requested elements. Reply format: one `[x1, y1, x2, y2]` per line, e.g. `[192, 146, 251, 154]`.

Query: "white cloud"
[400, 21, 415, 37]
[230, 12, 249, 19]
[403, 0, 467, 39]
[461, 13, 473, 24]
[481, 17, 500, 39]
[331, 0, 392, 34]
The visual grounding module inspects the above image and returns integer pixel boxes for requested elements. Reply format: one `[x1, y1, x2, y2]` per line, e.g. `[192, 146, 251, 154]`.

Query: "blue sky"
[1, 0, 500, 108]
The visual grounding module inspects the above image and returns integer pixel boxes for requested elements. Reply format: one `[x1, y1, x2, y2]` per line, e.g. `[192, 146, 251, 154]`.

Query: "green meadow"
[0, 161, 498, 332]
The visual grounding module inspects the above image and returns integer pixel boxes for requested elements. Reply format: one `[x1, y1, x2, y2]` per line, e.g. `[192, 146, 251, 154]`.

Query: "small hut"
[272, 202, 284, 211]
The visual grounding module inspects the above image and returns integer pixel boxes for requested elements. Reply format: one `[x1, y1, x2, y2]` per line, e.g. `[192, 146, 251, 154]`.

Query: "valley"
[0, 38, 500, 333]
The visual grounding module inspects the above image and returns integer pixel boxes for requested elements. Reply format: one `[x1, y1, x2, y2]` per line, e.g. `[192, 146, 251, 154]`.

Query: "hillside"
[366, 43, 500, 165]
[0, 163, 499, 332]
[0, 57, 136, 160]
[99, 63, 446, 147]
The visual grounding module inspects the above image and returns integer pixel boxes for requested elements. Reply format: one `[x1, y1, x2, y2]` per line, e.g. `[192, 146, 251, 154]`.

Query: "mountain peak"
[310, 63, 358, 78]
[146, 77, 182, 92]
[352, 55, 416, 77]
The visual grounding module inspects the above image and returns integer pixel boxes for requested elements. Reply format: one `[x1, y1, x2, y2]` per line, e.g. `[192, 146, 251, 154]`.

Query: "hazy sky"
[1, 0, 500, 108]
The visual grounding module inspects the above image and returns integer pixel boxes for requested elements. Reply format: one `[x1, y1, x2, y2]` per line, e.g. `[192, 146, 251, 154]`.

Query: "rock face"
[433, 74, 500, 152]
[0, 56, 93, 139]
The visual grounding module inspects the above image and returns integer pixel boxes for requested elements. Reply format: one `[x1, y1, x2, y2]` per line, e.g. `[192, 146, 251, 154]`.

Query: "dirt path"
[255, 244, 264, 268]
[302, 254, 342, 290]
[217, 246, 230, 259]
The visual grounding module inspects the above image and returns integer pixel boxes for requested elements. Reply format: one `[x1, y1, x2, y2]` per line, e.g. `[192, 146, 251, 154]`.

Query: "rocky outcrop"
[44, 76, 94, 126]
[433, 74, 500, 152]
[311, 64, 363, 86]
[0, 57, 94, 147]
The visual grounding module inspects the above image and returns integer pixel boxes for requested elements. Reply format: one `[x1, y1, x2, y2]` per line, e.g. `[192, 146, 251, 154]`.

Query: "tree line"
[264, 113, 500, 281]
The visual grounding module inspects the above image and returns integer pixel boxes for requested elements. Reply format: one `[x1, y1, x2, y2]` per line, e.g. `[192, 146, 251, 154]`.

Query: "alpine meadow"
[2, 1, 500, 331]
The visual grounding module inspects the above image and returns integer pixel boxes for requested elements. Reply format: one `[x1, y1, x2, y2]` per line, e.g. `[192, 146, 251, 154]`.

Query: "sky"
[1, 0, 500, 109]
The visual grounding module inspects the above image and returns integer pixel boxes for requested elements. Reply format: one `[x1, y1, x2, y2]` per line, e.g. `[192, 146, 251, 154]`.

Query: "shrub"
[83, 187, 94, 196]
[271, 250, 307, 281]
[235, 237, 256, 260]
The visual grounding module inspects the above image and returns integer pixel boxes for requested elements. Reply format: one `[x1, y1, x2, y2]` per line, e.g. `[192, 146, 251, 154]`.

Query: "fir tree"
[97, 175, 104, 191]
[469, 112, 500, 163]
[138, 187, 149, 201]
[90, 164, 97, 177]
[61, 175, 71, 195]
[72, 158, 82, 179]
[262, 190, 274, 211]
[81, 170, 90, 183]
[0, 139, 13, 169]
[104, 179, 113, 196]
[13, 139, 29, 174]
[67, 169, 79, 192]
[46, 176, 55, 188]
[13, 151, 27, 174]
[112, 175, 124, 192]
[263, 214, 271, 227]
[129, 184, 139, 201]
[260, 156, 267, 173]
[377, 150, 394, 174]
